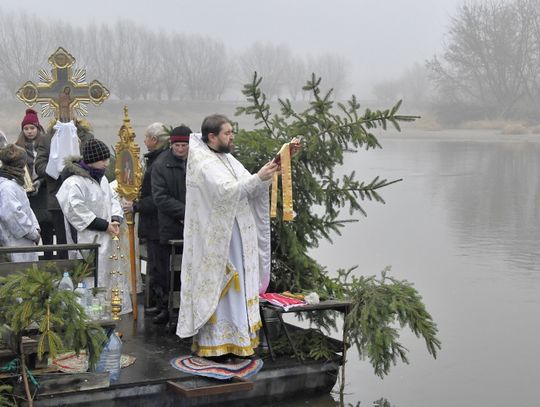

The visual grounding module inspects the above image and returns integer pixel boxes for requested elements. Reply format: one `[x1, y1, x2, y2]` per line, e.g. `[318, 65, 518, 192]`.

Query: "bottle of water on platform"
[96, 332, 122, 382]
[58, 272, 74, 291]
[74, 283, 86, 307]
[82, 282, 92, 308]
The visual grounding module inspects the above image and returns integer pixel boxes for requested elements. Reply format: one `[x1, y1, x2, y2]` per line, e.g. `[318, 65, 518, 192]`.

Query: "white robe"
[0, 177, 40, 262]
[176, 134, 271, 357]
[56, 170, 125, 306]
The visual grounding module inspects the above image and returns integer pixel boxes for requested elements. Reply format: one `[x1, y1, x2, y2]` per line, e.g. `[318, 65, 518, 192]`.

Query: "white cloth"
[176, 134, 271, 356]
[0, 177, 40, 262]
[46, 121, 80, 180]
[56, 172, 126, 310]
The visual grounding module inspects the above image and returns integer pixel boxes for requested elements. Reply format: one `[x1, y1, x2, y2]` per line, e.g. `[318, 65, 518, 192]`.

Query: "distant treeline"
[0, 10, 349, 102]
[372, 0, 540, 125]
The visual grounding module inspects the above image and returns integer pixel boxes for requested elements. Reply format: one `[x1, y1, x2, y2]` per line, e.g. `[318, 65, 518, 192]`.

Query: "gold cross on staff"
[16, 47, 110, 122]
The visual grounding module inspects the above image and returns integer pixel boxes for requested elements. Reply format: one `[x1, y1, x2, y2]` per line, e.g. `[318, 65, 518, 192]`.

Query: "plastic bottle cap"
[63, 272, 69, 277]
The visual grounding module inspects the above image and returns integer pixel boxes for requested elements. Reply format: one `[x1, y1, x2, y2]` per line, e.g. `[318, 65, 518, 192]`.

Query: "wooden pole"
[126, 212, 138, 320]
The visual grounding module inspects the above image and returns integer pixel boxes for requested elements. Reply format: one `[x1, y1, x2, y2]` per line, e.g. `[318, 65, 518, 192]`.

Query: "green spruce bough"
[0, 262, 106, 406]
[235, 72, 441, 378]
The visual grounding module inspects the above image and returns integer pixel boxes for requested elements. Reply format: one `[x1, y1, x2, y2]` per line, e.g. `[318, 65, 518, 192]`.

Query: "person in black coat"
[150, 125, 191, 324]
[123, 123, 169, 316]
[15, 109, 53, 258]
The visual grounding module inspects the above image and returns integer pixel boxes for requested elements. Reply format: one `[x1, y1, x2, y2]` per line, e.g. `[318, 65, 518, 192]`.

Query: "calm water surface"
[284, 130, 540, 407]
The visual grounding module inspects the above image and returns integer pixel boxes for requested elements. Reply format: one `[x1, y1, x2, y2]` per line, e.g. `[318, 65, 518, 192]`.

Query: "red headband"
[170, 134, 189, 143]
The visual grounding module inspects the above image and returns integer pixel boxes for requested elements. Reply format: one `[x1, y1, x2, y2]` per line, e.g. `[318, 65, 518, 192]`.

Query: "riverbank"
[2, 99, 540, 146]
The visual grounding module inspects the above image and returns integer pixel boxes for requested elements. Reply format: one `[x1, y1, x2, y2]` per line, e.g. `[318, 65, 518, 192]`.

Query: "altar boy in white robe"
[56, 139, 123, 291]
[176, 114, 280, 358]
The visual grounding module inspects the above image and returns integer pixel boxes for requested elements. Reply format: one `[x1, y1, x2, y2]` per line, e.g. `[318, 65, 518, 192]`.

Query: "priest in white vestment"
[176, 114, 279, 357]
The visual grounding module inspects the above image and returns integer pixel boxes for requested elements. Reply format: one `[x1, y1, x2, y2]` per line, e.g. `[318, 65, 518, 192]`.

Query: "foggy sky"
[0, 0, 463, 95]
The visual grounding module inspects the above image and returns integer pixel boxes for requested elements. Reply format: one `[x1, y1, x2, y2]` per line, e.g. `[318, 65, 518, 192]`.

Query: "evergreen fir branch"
[341, 268, 441, 377]
[0, 384, 15, 407]
[234, 73, 440, 378]
[162, 124, 174, 135]
[0, 267, 106, 376]
[236, 72, 275, 135]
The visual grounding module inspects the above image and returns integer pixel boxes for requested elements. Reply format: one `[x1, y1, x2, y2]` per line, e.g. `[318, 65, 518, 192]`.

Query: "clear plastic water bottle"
[74, 283, 86, 307]
[95, 332, 122, 382]
[82, 282, 92, 308]
[58, 272, 74, 291]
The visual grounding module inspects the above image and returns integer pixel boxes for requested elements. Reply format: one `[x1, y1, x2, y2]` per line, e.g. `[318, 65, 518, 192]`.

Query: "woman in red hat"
[15, 108, 54, 256]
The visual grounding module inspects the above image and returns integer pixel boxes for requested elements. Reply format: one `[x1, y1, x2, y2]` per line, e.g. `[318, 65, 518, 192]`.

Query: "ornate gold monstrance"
[115, 106, 143, 320]
[16, 47, 109, 122]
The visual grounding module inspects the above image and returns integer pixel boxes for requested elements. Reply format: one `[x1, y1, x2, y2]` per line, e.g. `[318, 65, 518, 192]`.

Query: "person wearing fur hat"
[16, 109, 55, 258]
[150, 125, 191, 324]
[56, 139, 124, 290]
[0, 144, 41, 262]
[34, 118, 95, 259]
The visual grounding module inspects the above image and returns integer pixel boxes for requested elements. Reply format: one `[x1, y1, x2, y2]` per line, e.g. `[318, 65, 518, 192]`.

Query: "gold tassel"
[270, 143, 294, 222]
[281, 142, 294, 221]
[270, 171, 279, 218]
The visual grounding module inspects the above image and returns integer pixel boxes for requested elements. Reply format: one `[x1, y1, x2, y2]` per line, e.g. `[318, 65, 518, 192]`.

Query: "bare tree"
[181, 35, 230, 100]
[283, 56, 309, 101]
[0, 10, 55, 97]
[155, 33, 189, 100]
[428, 0, 540, 118]
[308, 53, 350, 99]
[0, 10, 351, 105]
[238, 42, 292, 99]
[372, 79, 401, 105]
[373, 63, 433, 108]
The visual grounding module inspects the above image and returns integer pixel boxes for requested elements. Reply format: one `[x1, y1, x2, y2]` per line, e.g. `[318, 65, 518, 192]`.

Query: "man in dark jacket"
[34, 119, 94, 258]
[124, 123, 169, 316]
[150, 125, 191, 324]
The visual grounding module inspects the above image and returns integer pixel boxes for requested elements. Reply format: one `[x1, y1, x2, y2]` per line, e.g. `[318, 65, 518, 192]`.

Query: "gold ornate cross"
[16, 47, 109, 122]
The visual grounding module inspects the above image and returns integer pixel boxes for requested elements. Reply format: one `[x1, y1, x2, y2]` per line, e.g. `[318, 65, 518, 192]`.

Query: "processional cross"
[16, 47, 109, 122]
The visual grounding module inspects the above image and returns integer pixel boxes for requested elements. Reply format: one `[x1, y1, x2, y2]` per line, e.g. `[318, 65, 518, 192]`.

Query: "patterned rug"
[170, 356, 263, 380]
[52, 351, 136, 373]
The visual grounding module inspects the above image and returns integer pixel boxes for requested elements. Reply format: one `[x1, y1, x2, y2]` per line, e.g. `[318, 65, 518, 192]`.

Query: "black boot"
[153, 309, 169, 324]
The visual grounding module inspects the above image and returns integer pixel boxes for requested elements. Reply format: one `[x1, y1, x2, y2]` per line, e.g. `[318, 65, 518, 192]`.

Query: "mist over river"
[290, 130, 540, 407]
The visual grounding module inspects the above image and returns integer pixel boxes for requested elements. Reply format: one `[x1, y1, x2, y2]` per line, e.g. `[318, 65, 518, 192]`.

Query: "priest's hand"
[121, 200, 134, 213]
[290, 137, 302, 156]
[257, 161, 280, 181]
[107, 221, 120, 237]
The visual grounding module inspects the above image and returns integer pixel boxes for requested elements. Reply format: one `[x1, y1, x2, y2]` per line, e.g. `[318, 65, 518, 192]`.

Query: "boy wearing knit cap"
[0, 144, 41, 262]
[56, 139, 124, 290]
[150, 125, 191, 324]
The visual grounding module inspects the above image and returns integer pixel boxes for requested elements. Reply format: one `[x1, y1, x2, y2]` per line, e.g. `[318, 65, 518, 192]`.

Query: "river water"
[286, 130, 540, 407]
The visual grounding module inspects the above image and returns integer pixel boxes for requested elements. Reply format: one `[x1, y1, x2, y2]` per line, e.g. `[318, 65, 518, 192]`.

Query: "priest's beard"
[217, 143, 233, 154]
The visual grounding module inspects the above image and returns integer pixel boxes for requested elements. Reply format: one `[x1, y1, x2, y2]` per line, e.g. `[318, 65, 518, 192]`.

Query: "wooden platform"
[30, 298, 341, 407]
